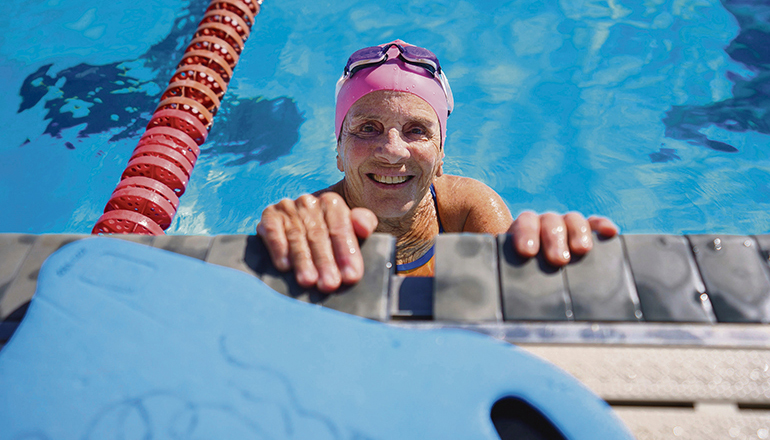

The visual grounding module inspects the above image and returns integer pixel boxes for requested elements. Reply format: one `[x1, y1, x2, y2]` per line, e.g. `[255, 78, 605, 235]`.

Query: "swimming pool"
[0, 0, 768, 236]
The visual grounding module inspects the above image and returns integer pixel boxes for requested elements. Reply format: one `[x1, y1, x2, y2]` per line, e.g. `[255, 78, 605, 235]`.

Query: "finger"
[280, 198, 318, 288]
[350, 207, 378, 238]
[588, 216, 619, 237]
[540, 212, 570, 266]
[256, 205, 291, 271]
[296, 195, 340, 293]
[322, 193, 365, 285]
[564, 212, 592, 256]
[508, 211, 540, 257]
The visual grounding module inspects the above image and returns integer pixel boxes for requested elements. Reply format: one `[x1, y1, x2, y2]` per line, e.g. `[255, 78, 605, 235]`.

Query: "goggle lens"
[345, 43, 442, 76]
[345, 45, 389, 75]
[400, 45, 441, 71]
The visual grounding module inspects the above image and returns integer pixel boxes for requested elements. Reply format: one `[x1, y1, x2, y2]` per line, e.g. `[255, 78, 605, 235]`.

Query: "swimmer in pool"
[257, 40, 618, 292]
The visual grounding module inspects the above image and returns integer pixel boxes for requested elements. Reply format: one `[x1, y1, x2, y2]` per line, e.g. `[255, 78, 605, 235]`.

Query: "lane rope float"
[93, 0, 262, 235]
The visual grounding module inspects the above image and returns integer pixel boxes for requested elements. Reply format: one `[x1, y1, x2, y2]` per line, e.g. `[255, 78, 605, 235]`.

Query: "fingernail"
[296, 271, 311, 286]
[342, 264, 359, 281]
[322, 271, 340, 289]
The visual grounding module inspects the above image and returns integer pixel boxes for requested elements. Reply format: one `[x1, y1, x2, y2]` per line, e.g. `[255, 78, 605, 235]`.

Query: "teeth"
[372, 174, 408, 184]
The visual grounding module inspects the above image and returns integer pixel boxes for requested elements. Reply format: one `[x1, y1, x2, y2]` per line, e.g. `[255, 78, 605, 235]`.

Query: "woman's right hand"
[256, 192, 378, 293]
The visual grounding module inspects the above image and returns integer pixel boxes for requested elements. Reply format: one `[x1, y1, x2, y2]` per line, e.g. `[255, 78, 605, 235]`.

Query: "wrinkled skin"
[257, 91, 617, 292]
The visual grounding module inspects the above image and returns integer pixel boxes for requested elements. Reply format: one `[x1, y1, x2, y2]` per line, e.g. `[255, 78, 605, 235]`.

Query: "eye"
[351, 121, 382, 137]
[405, 124, 430, 138]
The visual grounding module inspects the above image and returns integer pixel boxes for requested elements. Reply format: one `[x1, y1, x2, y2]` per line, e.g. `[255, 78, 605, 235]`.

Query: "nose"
[373, 128, 409, 164]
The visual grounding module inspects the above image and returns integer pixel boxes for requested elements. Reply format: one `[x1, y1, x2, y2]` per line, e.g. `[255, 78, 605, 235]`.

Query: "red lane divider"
[105, 187, 177, 230]
[195, 23, 245, 56]
[94, 210, 166, 235]
[139, 126, 201, 163]
[94, 0, 262, 235]
[114, 176, 180, 210]
[131, 144, 195, 180]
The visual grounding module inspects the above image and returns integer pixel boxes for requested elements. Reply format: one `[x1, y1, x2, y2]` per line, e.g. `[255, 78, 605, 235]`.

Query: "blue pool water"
[0, 0, 768, 235]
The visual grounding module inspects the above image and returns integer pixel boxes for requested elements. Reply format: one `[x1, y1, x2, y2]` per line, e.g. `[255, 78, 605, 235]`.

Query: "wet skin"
[257, 91, 617, 292]
[337, 91, 443, 221]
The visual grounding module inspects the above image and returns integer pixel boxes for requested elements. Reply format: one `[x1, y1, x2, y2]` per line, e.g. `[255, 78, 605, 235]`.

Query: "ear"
[336, 140, 344, 172]
[436, 151, 444, 177]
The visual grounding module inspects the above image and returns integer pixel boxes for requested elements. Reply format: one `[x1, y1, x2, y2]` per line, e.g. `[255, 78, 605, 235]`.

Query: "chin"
[370, 201, 415, 220]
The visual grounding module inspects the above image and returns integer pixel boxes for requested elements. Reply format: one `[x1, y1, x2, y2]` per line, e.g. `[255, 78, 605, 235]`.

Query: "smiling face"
[337, 90, 444, 220]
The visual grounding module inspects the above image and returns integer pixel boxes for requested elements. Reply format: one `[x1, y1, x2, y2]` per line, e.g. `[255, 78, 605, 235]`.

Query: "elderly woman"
[258, 40, 617, 292]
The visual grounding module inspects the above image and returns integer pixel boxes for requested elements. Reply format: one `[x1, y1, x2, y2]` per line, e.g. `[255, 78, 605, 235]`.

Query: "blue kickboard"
[0, 237, 632, 439]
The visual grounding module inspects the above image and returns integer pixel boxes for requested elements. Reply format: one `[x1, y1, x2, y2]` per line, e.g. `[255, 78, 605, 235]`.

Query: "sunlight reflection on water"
[0, 0, 768, 235]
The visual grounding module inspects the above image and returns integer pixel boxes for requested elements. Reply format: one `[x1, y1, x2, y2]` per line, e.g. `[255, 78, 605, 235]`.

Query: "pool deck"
[1, 232, 769, 438]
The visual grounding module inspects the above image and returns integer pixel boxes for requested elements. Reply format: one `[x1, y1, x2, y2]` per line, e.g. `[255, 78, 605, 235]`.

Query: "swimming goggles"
[336, 43, 455, 115]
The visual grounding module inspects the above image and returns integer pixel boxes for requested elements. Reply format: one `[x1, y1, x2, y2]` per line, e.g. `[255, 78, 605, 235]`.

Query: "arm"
[433, 175, 513, 234]
[436, 175, 618, 266]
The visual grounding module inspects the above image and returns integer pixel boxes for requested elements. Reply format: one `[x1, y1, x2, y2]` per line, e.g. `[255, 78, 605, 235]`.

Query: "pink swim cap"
[335, 41, 452, 146]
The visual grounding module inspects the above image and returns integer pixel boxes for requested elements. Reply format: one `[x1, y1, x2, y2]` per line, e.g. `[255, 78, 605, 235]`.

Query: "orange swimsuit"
[396, 184, 443, 277]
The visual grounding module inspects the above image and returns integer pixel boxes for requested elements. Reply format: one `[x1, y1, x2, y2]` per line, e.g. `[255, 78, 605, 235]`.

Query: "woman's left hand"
[508, 211, 618, 266]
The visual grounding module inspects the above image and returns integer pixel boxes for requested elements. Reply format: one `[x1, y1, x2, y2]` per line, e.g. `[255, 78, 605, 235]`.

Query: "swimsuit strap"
[395, 184, 444, 273]
[396, 244, 434, 271]
[430, 183, 445, 233]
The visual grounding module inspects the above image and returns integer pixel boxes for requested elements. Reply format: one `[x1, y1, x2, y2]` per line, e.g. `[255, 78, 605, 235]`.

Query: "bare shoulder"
[311, 180, 345, 198]
[433, 175, 512, 234]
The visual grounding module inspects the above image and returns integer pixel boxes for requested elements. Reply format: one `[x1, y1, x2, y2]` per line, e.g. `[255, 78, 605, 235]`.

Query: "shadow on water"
[204, 97, 304, 166]
[662, 0, 770, 154]
[649, 146, 682, 163]
[18, 63, 156, 142]
[15, 0, 302, 165]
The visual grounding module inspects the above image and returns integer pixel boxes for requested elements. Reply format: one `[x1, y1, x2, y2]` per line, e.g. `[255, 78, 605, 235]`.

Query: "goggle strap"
[346, 57, 388, 77]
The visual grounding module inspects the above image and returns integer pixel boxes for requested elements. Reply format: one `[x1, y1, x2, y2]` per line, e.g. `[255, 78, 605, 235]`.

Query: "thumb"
[350, 208, 378, 238]
[588, 216, 619, 237]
